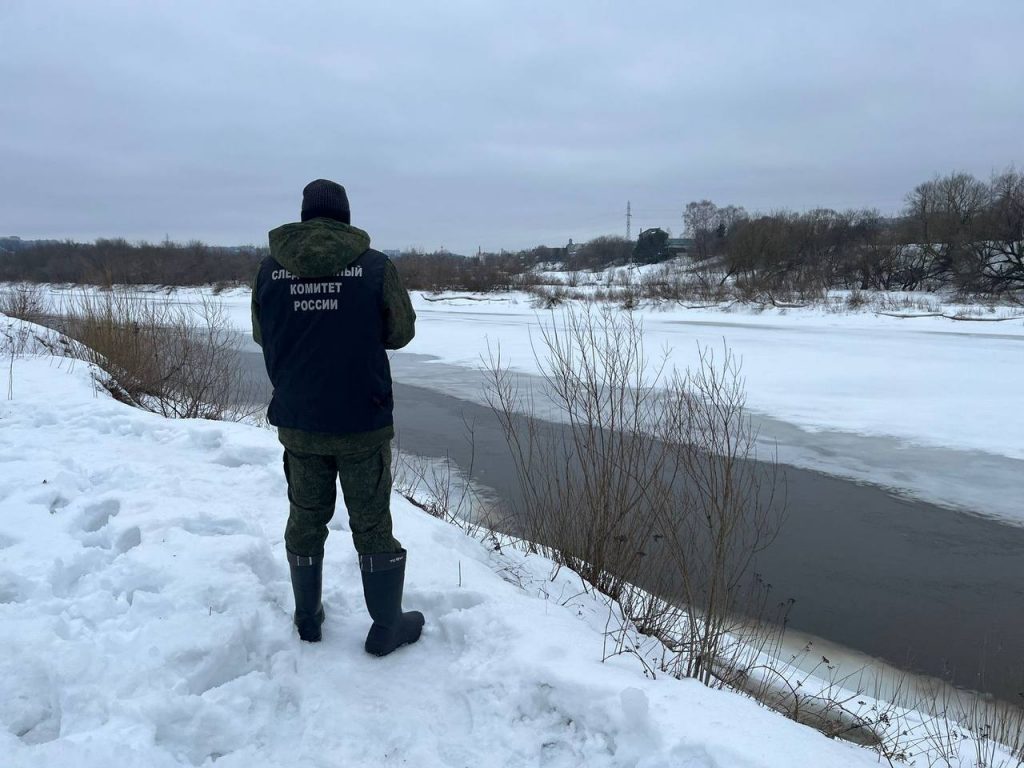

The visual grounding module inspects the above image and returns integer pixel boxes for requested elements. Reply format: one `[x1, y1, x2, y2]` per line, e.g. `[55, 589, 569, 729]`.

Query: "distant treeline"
[684, 168, 1024, 295]
[388, 238, 638, 291]
[2, 169, 1020, 296]
[396, 169, 1024, 297]
[0, 238, 267, 287]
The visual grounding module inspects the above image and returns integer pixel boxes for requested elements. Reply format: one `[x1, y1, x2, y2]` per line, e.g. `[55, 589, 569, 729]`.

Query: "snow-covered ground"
[1, 324, 897, 768]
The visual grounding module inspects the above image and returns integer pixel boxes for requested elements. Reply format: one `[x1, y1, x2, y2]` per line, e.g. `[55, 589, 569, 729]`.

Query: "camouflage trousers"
[282, 441, 401, 557]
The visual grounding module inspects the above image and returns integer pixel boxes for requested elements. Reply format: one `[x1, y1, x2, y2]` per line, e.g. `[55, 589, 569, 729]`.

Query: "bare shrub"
[3, 314, 40, 400]
[486, 307, 671, 597]
[946, 693, 1024, 768]
[891, 680, 1024, 768]
[637, 264, 735, 305]
[655, 344, 783, 686]
[0, 284, 49, 323]
[3, 293, 84, 400]
[485, 306, 784, 690]
[525, 285, 569, 308]
[394, 450, 479, 532]
[55, 289, 254, 420]
[844, 289, 868, 310]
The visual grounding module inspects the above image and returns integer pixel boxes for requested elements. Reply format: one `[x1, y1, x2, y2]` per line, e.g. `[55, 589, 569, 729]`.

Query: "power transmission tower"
[626, 201, 632, 240]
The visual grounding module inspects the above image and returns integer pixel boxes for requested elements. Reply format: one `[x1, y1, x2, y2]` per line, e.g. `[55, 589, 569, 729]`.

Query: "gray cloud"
[2, 0, 1021, 253]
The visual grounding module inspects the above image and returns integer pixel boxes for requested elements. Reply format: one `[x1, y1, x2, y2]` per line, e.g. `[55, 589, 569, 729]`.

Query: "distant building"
[634, 230, 696, 263]
[663, 237, 695, 257]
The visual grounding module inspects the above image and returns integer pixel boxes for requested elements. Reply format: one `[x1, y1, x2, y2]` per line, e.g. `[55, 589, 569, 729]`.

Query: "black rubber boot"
[359, 549, 424, 656]
[288, 551, 325, 642]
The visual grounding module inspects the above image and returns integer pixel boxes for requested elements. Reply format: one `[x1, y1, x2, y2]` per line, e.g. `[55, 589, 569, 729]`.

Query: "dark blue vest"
[256, 249, 393, 434]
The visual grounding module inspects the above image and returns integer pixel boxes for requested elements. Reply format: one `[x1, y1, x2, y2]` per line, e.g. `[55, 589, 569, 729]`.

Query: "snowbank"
[0, 337, 883, 766]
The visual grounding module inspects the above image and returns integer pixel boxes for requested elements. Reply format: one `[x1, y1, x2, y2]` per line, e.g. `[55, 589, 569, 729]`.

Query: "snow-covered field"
[1, 323, 896, 768]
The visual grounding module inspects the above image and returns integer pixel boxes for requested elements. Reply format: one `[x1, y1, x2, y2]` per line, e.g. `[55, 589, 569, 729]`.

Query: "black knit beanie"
[301, 179, 350, 224]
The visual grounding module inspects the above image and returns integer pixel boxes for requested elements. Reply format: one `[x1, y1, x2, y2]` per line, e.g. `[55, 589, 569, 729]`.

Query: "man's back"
[254, 219, 393, 435]
[252, 178, 423, 654]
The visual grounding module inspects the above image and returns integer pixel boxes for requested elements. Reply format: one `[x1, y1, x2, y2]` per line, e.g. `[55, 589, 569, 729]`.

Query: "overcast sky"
[2, 1, 1021, 254]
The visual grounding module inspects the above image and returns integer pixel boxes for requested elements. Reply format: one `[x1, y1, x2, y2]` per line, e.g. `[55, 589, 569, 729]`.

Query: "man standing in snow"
[251, 179, 424, 655]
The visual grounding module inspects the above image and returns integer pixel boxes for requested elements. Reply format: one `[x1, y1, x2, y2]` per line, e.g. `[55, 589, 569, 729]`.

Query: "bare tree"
[904, 172, 991, 288]
[973, 169, 1024, 292]
[717, 205, 749, 238]
[684, 200, 720, 261]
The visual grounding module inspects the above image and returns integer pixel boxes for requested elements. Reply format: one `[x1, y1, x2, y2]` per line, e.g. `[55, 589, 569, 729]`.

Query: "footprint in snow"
[1, 666, 62, 745]
[27, 491, 72, 515]
[48, 549, 110, 599]
[113, 526, 142, 556]
[75, 500, 142, 555]
[78, 499, 120, 533]
[0, 570, 30, 604]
